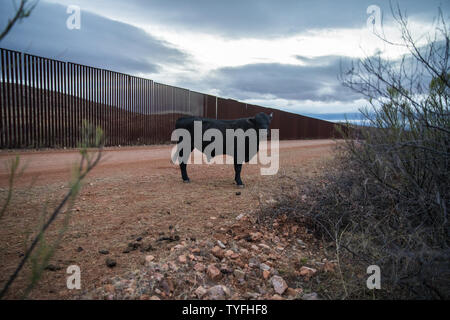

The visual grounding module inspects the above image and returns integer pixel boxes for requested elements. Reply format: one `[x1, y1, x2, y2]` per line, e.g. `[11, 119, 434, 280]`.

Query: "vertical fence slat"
[129, 75, 132, 146]
[144, 79, 150, 145]
[84, 64, 88, 143]
[15, 52, 21, 148]
[62, 61, 66, 147]
[131, 75, 135, 145]
[106, 70, 110, 146]
[143, 78, 147, 144]
[53, 60, 58, 147]
[75, 64, 79, 146]
[146, 79, 150, 145]
[27, 55, 32, 147]
[111, 70, 114, 147]
[6, 51, 12, 148]
[18, 52, 26, 147]
[69, 64, 73, 147]
[0, 49, 6, 148]
[128, 75, 131, 145]
[74, 64, 78, 147]
[49, 59, 53, 147]
[80, 64, 84, 143]
[88, 67, 95, 145]
[142, 78, 145, 144]
[139, 78, 142, 144]
[87, 66, 91, 145]
[114, 71, 117, 147]
[71, 63, 74, 147]
[57, 61, 61, 147]
[90, 67, 93, 145]
[136, 76, 139, 144]
[96, 67, 100, 140]
[95, 67, 99, 139]
[53, 60, 57, 146]
[58, 61, 62, 147]
[10, 52, 16, 148]
[54, 60, 59, 146]
[38, 57, 43, 148]
[150, 80, 153, 145]
[101, 69, 105, 144]
[30, 56, 36, 147]
[148, 80, 151, 145]
[25, 55, 31, 147]
[38, 57, 43, 147]
[66, 63, 70, 147]
[122, 73, 125, 145]
[83, 65, 87, 144]
[11, 52, 17, 148]
[44, 58, 49, 147]
[140, 77, 143, 144]
[113, 71, 117, 146]
[110, 72, 114, 145]
[50, 59, 54, 146]
[62, 61, 67, 148]
[126, 75, 130, 146]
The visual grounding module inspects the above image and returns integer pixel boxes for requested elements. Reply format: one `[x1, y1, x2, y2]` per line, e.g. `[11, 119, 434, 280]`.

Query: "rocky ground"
[81, 211, 336, 300]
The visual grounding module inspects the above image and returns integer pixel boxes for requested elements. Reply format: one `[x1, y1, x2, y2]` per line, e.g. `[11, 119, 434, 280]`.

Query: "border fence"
[0, 48, 345, 149]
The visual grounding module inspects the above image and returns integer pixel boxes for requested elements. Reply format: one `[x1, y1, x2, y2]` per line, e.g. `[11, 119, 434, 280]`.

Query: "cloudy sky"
[0, 0, 448, 120]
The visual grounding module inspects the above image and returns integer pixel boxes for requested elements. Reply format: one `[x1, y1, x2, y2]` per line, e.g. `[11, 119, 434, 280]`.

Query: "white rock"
[217, 240, 226, 249]
[271, 275, 288, 295]
[259, 263, 271, 271]
[296, 239, 306, 247]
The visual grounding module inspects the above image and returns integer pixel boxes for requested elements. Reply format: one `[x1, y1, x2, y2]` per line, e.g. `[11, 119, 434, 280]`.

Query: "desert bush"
[339, 7, 449, 298]
[259, 6, 449, 299]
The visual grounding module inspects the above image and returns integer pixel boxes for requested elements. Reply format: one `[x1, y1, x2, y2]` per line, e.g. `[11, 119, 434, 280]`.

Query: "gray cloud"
[0, 1, 188, 74]
[41, 0, 450, 39]
[207, 55, 361, 102]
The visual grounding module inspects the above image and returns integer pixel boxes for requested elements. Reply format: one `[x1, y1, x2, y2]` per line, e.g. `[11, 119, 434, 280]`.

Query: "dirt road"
[0, 140, 338, 299]
[0, 140, 336, 187]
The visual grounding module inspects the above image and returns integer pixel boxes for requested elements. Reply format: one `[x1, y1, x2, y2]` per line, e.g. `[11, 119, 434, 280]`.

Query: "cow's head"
[251, 112, 273, 130]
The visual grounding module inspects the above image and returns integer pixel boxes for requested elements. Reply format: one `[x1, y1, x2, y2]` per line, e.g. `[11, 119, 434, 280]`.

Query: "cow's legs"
[180, 163, 190, 183]
[177, 140, 191, 183]
[234, 163, 244, 187]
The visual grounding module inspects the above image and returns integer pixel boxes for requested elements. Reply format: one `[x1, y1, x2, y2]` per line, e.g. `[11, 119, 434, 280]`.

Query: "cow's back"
[174, 116, 260, 162]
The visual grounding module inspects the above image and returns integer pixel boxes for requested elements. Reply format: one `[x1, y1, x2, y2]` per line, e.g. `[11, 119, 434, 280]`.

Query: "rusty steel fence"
[0, 48, 344, 149]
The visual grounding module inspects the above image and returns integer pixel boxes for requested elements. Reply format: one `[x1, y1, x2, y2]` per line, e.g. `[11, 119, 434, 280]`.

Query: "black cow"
[174, 112, 273, 187]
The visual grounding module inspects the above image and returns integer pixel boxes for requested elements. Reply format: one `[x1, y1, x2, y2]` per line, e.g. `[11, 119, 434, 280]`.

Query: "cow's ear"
[247, 118, 256, 125]
[269, 113, 273, 120]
